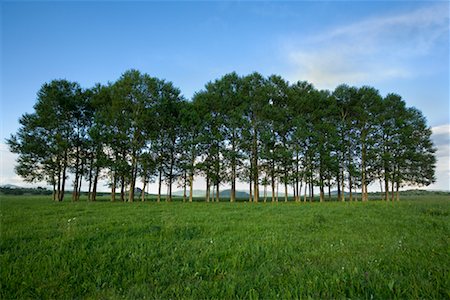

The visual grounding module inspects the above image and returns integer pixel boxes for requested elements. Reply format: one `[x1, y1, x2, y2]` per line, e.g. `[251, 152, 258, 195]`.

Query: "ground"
[1, 195, 449, 299]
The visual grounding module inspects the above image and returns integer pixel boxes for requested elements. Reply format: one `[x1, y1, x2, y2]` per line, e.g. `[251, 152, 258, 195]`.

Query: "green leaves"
[8, 70, 436, 202]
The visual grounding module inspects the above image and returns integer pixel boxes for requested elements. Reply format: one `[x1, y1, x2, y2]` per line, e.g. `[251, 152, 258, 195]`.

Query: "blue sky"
[1, 1, 449, 191]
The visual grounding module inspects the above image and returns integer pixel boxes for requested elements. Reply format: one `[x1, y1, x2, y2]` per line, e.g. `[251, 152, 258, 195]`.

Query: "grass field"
[1, 195, 449, 299]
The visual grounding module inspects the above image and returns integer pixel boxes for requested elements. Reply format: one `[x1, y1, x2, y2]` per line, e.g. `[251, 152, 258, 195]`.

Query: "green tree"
[193, 83, 226, 202]
[333, 84, 358, 201]
[241, 73, 268, 202]
[219, 73, 246, 202]
[154, 81, 185, 202]
[354, 86, 383, 201]
[8, 80, 83, 201]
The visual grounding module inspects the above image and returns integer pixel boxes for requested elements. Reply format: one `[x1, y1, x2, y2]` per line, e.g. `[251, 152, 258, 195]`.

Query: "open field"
[1, 195, 449, 299]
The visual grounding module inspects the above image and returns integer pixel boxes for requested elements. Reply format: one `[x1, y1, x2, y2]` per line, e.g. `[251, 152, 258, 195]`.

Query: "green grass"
[1, 195, 449, 299]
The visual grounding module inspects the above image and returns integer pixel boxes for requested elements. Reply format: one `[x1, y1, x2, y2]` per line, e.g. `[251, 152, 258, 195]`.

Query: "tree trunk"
[292, 183, 295, 203]
[271, 160, 275, 203]
[167, 173, 172, 202]
[52, 181, 56, 201]
[128, 153, 137, 202]
[391, 179, 395, 201]
[249, 179, 253, 202]
[293, 182, 296, 202]
[361, 144, 367, 201]
[60, 156, 67, 202]
[319, 185, 324, 203]
[216, 184, 220, 203]
[120, 175, 125, 202]
[157, 168, 162, 203]
[340, 167, 345, 202]
[284, 180, 288, 203]
[396, 181, 400, 201]
[87, 155, 94, 201]
[337, 170, 341, 202]
[189, 169, 194, 203]
[349, 174, 353, 201]
[276, 179, 279, 202]
[72, 146, 80, 201]
[295, 151, 299, 202]
[57, 162, 61, 201]
[264, 184, 267, 202]
[253, 129, 259, 203]
[167, 151, 174, 202]
[319, 171, 324, 203]
[309, 180, 312, 202]
[379, 179, 383, 201]
[141, 178, 146, 202]
[231, 132, 236, 203]
[111, 172, 116, 202]
[299, 180, 303, 203]
[77, 173, 83, 201]
[303, 178, 307, 202]
[72, 173, 79, 201]
[92, 166, 99, 201]
[384, 177, 389, 201]
[328, 179, 331, 200]
[253, 169, 259, 203]
[183, 170, 187, 202]
[206, 175, 210, 202]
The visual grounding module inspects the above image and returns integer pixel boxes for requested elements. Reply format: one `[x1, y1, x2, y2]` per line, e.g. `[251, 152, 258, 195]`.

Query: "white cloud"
[1, 143, 32, 187]
[432, 124, 450, 137]
[427, 124, 450, 191]
[284, 3, 449, 89]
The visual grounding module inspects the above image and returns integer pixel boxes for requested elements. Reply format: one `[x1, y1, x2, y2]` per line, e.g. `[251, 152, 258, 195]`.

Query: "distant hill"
[219, 189, 249, 198]
[330, 190, 349, 196]
[172, 189, 206, 197]
[173, 189, 295, 198]
[0, 184, 23, 189]
[0, 185, 52, 195]
[173, 189, 250, 198]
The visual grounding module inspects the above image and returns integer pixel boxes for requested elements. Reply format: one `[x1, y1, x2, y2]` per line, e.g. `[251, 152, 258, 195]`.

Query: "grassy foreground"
[1, 195, 449, 299]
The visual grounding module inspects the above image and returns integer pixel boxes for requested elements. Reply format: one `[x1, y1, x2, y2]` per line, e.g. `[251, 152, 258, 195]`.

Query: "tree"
[8, 80, 83, 201]
[177, 101, 202, 202]
[193, 84, 226, 203]
[353, 86, 383, 201]
[333, 84, 358, 201]
[111, 70, 160, 202]
[8, 71, 436, 203]
[393, 107, 436, 200]
[219, 73, 246, 202]
[154, 81, 185, 202]
[7, 113, 59, 199]
[241, 73, 268, 202]
[266, 75, 292, 202]
[86, 84, 112, 201]
[138, 152, 157, 201]
[68, 88, 93, 201]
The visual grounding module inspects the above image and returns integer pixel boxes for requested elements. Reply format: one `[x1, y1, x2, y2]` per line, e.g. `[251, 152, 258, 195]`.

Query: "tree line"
[7, 70, 436, 202]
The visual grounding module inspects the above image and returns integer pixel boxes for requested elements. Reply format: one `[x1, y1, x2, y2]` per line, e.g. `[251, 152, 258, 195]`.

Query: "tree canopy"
[7, 70, 436, 202]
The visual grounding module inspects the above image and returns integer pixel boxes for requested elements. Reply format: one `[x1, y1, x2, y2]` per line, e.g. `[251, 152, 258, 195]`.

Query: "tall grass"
[1, 195, 448, 299]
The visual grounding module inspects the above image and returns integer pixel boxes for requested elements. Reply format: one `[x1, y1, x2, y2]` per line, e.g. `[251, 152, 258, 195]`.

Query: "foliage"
[7, 70, 437, 202]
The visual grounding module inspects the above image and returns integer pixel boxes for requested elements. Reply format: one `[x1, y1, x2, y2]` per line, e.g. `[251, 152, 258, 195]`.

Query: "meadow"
[1, 195, 449, 299]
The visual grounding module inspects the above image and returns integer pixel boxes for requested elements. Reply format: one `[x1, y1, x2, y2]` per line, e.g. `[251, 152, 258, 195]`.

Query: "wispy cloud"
[284, 3, 449, 89]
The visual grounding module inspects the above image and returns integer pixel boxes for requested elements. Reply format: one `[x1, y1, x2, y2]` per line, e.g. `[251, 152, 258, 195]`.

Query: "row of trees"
[7, 70, 436, 202]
